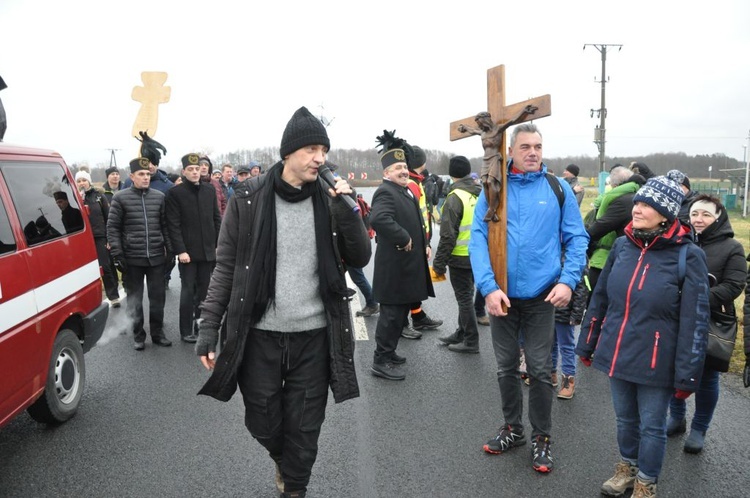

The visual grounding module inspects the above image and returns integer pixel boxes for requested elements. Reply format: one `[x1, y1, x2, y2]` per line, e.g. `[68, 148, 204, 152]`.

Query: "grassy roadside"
[579, 184, 747, 376]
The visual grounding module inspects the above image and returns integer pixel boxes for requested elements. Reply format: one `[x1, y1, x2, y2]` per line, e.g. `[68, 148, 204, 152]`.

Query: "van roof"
[0, 143, 63, 158]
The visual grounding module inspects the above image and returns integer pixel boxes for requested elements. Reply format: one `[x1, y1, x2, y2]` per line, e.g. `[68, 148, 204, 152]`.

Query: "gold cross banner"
[450, 64, 551, 298]
[131, 72, 171, 141]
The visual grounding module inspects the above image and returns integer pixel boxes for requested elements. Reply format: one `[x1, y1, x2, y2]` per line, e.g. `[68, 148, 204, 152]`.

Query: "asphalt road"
[2, 188, 749, 497]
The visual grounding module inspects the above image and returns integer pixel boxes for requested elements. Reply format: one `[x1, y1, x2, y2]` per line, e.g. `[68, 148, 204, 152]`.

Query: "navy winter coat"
[576, 221, 710, 391]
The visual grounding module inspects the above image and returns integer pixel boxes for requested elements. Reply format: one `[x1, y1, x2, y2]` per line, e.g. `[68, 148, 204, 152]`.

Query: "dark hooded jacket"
[692, 206, 746, 371]
[81, 187, 109, 239]
[576, 221, 710, 391]
[197, 169, 371, 403]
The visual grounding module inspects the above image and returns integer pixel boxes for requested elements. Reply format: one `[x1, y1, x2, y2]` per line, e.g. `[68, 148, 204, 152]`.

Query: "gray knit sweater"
[254, 195, 327, 332]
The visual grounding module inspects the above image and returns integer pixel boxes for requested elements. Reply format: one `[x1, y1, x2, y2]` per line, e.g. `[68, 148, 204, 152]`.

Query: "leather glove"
[195, 320, 220, 357]
[430, 267, 446, 282]
[580, 356, 592, 367]
[743, 359, 750, 388]
[674, 389, 693, 400]
[113, 257, 127, 273]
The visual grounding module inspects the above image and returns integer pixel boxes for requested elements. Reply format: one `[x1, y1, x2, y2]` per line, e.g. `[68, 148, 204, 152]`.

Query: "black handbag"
[706, 309, 738, 365]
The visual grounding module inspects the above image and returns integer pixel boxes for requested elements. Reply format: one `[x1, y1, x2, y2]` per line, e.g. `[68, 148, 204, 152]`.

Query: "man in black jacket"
[166, 154, 221, 343]
[108, 157, 173, 350]
[194, 107, 370, 498]
[369, 144, 435, 380]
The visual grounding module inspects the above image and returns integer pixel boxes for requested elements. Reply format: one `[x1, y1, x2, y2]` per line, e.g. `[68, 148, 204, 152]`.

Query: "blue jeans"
[551, 323, 576, 376]
[348, 266, 375, 307]
[668, 367, 720, 434]
[609, 377, 673, 482]
[489, 291, 555, 437]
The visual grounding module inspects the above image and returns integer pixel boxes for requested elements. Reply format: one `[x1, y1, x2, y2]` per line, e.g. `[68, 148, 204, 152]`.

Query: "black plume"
[136, 131, 167, 166]
[375, 129, 415, 168]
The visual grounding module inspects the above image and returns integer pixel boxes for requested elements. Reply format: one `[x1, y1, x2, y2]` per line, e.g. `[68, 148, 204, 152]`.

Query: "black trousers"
[238, 327, 329, 493]
[449, 266, 479, 346]
[178, 261, 212, 337]
[124, 264, 166, 342]
[94, 237, 119, 301]
[374, 303, 411, 363]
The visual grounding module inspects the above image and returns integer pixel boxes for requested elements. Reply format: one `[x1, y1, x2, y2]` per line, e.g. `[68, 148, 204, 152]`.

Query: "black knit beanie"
[449, 156, 472, 178]
[105, 166, 119, 177]
[279, 106, 330, 159]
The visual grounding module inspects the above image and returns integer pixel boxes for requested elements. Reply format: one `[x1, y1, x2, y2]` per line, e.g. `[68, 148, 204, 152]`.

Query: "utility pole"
[107, 149, 120, 168]
[584, 44, 622, 173]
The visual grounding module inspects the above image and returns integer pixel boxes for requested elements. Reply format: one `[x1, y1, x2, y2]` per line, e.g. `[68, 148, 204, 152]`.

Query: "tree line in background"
[74, 148, 745, 184]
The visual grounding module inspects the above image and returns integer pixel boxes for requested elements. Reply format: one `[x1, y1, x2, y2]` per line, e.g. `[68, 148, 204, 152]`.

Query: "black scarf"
[248, 162, 347, 324]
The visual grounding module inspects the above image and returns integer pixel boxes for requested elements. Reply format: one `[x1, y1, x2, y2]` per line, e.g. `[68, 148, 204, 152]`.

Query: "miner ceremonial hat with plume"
[375, 130, 414, 169]
[135, 131, 167, 166]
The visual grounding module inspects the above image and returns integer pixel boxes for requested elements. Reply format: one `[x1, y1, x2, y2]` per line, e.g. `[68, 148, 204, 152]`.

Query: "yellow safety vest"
[408, 178, 431, 238]
[447, 188, 477, 256]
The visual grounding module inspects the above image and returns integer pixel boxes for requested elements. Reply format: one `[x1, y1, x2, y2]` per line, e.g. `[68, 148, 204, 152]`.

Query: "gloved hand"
[113, 257, 127, 273]
[580, 356, 592, 367]
[674, 389, 693, 400]
[743, 359, 750, 388]
[430, 267, 446, 282]
[195, 320, 220, 357]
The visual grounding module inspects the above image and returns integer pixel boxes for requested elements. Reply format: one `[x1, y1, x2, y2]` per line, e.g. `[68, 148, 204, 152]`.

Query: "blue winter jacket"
[575, 222, 710, 391]
[469, 163, 589, 299]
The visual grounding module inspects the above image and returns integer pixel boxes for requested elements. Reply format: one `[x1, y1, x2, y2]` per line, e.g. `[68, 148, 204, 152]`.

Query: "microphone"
[318, 164, 359, 213]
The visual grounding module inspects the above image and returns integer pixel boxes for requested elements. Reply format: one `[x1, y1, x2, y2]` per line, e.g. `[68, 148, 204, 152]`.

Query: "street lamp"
[708, 165, 712, 193]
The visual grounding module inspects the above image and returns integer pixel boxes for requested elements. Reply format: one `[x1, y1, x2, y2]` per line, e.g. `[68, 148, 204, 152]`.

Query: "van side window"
[0, 196, 16, 255]
[0, 162, 84, 246]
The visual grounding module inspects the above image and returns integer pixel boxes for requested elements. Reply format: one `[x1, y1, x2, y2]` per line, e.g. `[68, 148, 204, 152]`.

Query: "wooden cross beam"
[450, 64, 551, 297]
[131, 71, 171, 141]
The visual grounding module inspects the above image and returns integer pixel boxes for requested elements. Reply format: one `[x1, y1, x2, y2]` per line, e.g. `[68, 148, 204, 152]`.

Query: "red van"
[0, 144, 108, 428]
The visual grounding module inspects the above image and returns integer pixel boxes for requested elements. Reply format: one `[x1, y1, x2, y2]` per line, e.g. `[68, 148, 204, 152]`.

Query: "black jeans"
[124, 263, 166, 342]
[238, 327, 329, 493]
[374, 304, 411, 363]
[178, 261, 212, 337]
[94, 237, 119, 301]
[449, 266, 479, 346]
[474, 288, 486, 317]
[489, 290, 555, 437]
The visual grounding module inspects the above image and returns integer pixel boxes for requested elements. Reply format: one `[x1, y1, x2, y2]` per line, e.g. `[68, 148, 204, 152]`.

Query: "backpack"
[422, 174, 441, 208]
[356, 196, 375, 239]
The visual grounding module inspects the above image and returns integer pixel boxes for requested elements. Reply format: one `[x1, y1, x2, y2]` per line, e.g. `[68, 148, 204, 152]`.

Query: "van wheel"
[27, 329, 86, 424]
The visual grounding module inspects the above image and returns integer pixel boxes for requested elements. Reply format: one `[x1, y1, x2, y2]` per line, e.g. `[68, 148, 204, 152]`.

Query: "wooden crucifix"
[450, 64, 551, 297]
[131, 71, 171, 140]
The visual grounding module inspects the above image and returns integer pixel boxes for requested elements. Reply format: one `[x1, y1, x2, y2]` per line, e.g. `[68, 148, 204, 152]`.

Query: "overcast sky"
[2, 0, 749, 170]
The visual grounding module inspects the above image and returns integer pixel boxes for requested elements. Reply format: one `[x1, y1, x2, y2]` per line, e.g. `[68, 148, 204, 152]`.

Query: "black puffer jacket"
[107, 186, 171, 266]
[198, 169, 371, 403]
[81, 187, 109, 239]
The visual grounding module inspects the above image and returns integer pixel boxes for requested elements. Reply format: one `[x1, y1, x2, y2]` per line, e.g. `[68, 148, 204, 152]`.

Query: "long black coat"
[165, 181, 221, 262]
[370, 180, 434, 304]
[198, 171, 371, 404]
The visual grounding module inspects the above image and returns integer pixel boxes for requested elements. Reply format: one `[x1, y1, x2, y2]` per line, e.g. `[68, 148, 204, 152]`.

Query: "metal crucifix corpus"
[450, 64, 551, 297]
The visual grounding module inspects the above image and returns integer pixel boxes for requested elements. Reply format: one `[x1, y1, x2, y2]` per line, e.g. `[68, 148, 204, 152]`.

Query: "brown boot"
[632, 477, 657, 498]
[557, 375, 575, 399]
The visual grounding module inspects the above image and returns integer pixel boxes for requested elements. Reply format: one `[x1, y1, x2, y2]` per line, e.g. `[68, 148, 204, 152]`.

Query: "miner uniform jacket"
[370, 179, 435, 305]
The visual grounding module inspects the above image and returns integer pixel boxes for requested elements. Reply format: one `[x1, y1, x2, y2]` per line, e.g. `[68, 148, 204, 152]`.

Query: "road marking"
[345, 273, 369, 341]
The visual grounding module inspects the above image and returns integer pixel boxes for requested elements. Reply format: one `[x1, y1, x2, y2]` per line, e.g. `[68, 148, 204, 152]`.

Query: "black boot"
[438, 329, 464, 345]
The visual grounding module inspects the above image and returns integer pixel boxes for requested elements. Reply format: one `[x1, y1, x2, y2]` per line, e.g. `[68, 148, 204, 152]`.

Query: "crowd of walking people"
[80, 109, 750, 498]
